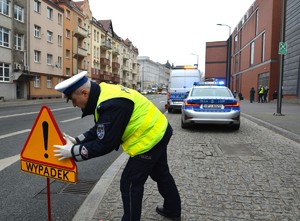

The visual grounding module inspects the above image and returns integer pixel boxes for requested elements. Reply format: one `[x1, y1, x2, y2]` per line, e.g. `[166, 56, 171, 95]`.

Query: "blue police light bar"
[193, 81, 225, 86]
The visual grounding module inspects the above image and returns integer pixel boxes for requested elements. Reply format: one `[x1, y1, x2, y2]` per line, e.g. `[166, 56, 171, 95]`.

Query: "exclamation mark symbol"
[42, 121, 49, 159]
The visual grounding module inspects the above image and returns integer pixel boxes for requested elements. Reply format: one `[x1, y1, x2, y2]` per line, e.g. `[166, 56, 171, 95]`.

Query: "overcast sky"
[88, 0, 255, 73]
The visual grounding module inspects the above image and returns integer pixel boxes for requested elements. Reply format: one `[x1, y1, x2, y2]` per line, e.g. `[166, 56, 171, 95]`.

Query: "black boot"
[156, 205, 181, 221]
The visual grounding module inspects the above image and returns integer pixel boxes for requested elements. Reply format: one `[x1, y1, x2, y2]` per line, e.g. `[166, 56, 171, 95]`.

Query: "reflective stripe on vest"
[95, 83, 168, 156]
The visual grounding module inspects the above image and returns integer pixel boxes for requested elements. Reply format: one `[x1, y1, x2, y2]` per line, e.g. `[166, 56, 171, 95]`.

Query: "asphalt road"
[0, 95, 167, 221]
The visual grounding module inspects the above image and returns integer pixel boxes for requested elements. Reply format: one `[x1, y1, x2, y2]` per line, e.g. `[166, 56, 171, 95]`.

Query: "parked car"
[160, 90, 167, 95]
[181, 82, 240, 130]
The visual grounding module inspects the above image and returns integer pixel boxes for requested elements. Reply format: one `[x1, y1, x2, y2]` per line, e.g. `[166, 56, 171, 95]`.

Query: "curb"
[242, 113, 300, 143]
[72, 152, 128, 221]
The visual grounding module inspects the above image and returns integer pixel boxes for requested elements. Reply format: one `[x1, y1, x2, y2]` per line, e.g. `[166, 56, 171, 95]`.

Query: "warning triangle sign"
[20, 106, 77, 170]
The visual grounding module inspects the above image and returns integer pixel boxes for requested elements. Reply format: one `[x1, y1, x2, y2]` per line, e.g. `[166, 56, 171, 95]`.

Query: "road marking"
[0, 129, 31, 139]
[60, 117, 81, 123]
[0, 154, 19, 172]
[0, 107, 73, 119]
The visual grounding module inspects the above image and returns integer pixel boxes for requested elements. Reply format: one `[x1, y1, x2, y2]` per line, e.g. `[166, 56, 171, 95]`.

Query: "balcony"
[112, 61, 120, 69]
[100, 57, 110, 65]
[73, 47, 87, 58]
[91, 69, 101, 82]
[123, 53, 129, 60]
[112, 46, 120, 55]
[99, 71, 112, 81]
[122, 66, 129, 72]
[101, 40, 111, 50]
[73, 26, 88, 39]
[132, 68, 137, 74]
[112, 74, 120, 83]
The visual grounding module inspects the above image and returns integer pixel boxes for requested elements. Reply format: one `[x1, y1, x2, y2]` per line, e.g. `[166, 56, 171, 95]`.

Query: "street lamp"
[217, 23, 232, 88]
[191, 53, 199, 69]
[217, 23, 232, 37]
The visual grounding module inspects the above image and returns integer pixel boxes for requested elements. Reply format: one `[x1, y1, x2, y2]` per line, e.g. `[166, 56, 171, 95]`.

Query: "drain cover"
[59, 179, 97, 196]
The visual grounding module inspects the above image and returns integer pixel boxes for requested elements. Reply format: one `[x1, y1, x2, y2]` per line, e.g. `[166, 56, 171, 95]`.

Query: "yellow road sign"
[20, 106, 77, 183]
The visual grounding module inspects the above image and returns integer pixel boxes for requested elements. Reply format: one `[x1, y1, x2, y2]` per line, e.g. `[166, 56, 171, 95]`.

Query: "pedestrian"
[263, 86, 269, 103]
[250, 87, 255, 103]
[233, 90, 237, 98]
[258, 86, 264, 103]
[53, 71, 181, 221]
[272, 90, 278, 100]
[238, 92, 243, 101]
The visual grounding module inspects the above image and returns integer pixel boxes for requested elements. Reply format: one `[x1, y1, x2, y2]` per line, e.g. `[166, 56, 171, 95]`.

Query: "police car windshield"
[191, 87, 232, 97]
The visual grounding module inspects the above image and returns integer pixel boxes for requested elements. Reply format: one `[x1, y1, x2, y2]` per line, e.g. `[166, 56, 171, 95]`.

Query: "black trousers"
[120, 123, 181, 221]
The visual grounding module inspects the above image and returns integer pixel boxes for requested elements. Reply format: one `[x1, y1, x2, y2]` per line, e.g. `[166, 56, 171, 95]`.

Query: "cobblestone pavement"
[81, 110, 300, 221]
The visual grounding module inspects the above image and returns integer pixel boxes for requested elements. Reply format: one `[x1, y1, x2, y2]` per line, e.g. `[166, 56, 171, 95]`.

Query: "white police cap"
[55, 71, 88, 96]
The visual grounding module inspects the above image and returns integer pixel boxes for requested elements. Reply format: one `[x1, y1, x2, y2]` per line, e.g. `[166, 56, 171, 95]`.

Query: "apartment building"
[0, 0, 139, 100]
[27, 0, 64, 99]
[137, 56, 170, 91]
[0, 0, 29, 99]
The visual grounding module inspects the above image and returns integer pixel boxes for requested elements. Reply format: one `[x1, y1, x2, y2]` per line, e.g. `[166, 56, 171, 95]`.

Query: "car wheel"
[181, 118, 189, 129]
[230, 123, 240, 130]
[168, 107, 173, 113]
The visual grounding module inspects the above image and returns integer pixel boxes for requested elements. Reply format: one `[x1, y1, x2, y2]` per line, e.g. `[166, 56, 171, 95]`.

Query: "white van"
[166, 66, 201, 113]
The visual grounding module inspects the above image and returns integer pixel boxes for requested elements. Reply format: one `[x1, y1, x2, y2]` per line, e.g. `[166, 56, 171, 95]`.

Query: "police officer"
[258, 86, 265, 103]
[53, 71, 181, 221]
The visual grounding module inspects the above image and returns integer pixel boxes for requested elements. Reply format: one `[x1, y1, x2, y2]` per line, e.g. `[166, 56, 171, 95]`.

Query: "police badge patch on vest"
[81, 146, 88, 158]
[97, 124, 105, 140]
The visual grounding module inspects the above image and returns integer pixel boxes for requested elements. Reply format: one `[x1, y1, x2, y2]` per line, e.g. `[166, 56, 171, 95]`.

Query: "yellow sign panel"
[21, 160, 77, 183]
[20, 106, 77, 183]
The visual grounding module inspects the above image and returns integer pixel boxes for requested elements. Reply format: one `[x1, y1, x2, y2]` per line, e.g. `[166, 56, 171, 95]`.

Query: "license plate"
[203, 104, 222, 108]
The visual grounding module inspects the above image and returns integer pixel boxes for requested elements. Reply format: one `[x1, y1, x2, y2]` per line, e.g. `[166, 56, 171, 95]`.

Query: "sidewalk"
[72, 99, 300, 221]
[240, 100, 300, 143]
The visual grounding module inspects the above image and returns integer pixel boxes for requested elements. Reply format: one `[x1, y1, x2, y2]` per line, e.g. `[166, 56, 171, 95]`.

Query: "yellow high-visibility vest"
[95, 83, 168, 156]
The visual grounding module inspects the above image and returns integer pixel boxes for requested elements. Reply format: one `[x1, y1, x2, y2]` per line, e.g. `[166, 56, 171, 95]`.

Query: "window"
[0, 63, 9, 82]
[66, 68, 70, 76]
[47, 76, 52, 88]
[14, 33, 23, 50]
[256, 10, 259, 36]
[34, 76, 40, 87]
[261, 33, 265, 62]
[47, 7, 53, 20]
[235, 54, 239, 73]
[34, 0, 41, 13]
[0, 26, 10, 47]
[47, 30, 53, 43]
[47, 54, 53, 65]
[58, 35, 62, 47]
[250, 41, 255, 66]
[34, 25, 41, 38]
[234, 35, 238, 53]
[34, 50, 41, 62]
[66, 29, 70, 38]
[66, 9, 70, 19]
[66, 49, 70, 58]
[14, 5, 24, 22]
[0, 0, 9, 16]
[57, 56, 62, 67]
[58, 13, 62, 25]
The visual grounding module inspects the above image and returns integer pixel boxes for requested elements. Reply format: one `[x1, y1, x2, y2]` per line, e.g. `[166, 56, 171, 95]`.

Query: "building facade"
[283, 0, 300, 100]
[205, 41, 227, 82]
[0, 0, 140, 100]
[137, 56, 170, 92]
[205, 0, 300, 102]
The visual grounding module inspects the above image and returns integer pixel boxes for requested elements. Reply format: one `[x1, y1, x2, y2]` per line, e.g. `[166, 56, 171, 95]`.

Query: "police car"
[181, 82, 240, 130]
